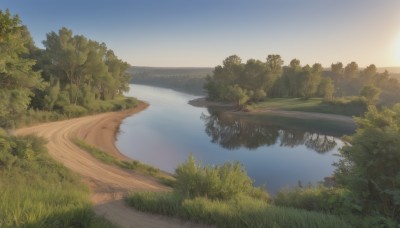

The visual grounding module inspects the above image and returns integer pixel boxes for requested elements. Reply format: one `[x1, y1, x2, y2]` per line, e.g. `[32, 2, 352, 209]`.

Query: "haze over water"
[117, 84, 345, 193]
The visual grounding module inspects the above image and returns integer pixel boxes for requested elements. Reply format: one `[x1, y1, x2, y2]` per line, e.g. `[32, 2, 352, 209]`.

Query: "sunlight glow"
[396, 34, 400, 65]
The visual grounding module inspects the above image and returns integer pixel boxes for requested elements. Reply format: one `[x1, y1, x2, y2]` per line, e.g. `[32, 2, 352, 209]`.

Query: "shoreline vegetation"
[2, 7, 399, 228]
[189, 97, 355, 125]
[13, 100, 205, 227]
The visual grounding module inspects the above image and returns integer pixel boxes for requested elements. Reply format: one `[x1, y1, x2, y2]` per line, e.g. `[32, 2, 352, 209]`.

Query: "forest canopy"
[0, 10, 133, 128]
[205, 55, 400, 108]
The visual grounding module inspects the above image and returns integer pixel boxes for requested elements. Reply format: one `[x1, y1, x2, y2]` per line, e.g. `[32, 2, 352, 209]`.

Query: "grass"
[127, 192, 354, 228]
[0, 134, 116, 228]
[249, 97, 367, 117]
[5, 96, 139, 129]
[126, 155, 361, 228]
[227, 111, 355, 137]
[72, 138, 175, 187]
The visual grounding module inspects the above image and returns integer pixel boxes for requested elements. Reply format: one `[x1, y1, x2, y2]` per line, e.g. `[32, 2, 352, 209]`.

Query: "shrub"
[274, 186, 359, 215]
[62, 105, 88, 117]
[175, 155, 269, 200]
[323, 96, 368, 116]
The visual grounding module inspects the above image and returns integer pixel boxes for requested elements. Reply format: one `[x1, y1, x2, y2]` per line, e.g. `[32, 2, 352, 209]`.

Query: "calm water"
[117, 84, 347, 193]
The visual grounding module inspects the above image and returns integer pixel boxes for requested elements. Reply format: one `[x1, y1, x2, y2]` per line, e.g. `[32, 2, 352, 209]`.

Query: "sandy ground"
[15, 102, 208, 228]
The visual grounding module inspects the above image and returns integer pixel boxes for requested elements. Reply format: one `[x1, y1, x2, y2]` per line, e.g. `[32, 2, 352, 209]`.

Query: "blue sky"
[1, 0, 400, 67]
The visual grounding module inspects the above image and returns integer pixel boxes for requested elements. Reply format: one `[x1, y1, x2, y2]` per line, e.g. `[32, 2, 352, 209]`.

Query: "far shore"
[188, 97, 355, 125]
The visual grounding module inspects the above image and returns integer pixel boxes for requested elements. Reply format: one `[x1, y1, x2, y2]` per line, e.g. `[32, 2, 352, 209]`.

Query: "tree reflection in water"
[201, 109, 337, 154]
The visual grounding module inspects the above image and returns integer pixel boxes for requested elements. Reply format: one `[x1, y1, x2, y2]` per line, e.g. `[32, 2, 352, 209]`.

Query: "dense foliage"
[127, 156, 355, 228]
[175, 154, 268, 200]
[335, 105, 400, 221]
[0, 10, 45, 127]
[0, 10, 132, 128]
[205, 55, 400, 108]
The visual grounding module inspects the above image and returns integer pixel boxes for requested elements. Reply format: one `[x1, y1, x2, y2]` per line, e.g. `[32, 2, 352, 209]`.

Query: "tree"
[344, 62, 359, 78]
[266, 54, 284, 76]
[335, 105, 400, 220]
[0, 10, 44, 125]
[227, 84, 249, 108]
[360, 85, 381, 104]
[331, 62, 344, 76]
[41, 27, 131, 108]
[43, 28, 90, 104]
[361, 64, 377, 86]
[297, 64, 321, 98]
[318, 77, 334, 100]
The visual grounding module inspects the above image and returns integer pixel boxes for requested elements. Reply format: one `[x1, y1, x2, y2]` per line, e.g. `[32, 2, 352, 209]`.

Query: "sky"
[1, 0, 400, 68]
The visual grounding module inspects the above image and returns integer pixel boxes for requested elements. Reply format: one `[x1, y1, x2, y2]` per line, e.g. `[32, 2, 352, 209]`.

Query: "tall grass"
[72, 138, 175, 186]
[3, 96, 139, 129]
[0, 134, 115, 227]
[126, 155, 354, 228]
[127, 192, 353, 228]
[274, 186, 399, 227]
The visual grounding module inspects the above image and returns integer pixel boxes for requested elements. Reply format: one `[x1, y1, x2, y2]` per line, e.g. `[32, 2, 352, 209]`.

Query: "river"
[117, 84, 348, 193]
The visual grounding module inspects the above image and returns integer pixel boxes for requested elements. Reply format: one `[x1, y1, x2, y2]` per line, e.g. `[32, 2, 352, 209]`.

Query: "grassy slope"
[0, 135, 115, 228]
[250, 98, 360, 116]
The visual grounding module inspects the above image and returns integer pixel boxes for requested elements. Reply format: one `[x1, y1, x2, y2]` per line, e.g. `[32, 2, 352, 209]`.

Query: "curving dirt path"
[15, 102, 207, 228]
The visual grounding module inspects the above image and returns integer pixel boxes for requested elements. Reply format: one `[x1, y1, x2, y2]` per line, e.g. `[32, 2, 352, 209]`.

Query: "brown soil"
[15, 101, 208, 228]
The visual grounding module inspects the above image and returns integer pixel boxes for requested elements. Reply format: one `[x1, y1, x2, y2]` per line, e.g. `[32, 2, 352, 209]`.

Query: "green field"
[249, 98, 367, 116]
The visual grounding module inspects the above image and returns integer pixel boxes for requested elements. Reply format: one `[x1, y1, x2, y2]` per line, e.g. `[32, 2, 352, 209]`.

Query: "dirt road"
[15, 103, 207, 228]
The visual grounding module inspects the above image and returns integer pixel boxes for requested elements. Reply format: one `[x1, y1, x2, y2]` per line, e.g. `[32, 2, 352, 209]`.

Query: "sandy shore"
[15, 101, 208, 228]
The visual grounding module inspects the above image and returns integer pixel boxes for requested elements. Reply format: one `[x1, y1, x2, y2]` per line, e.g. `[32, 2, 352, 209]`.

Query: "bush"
[62, 105, 88, 117]
[335, 105, 400, 221]
[175, 155, 269, 200]
[323, 96, 368, 116]
[274, 186, 359, 215]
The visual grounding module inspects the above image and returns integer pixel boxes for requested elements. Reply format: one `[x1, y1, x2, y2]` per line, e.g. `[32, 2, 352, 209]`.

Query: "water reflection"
[201, 109, 337, 153]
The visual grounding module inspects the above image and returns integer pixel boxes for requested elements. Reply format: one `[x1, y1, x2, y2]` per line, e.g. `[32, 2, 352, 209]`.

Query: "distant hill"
[129, 67, 213, 95]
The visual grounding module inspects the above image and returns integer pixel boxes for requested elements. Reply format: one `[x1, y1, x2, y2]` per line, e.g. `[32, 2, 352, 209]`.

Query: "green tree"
[227, 84, 249, 108]
[335, 105, 400, 220]
[318, 77, 334, 100]
[297, 63, 321, 98]
[43, 28, 89, 104]
[0, 10, 44, 126]
[359, 85, 381, 104]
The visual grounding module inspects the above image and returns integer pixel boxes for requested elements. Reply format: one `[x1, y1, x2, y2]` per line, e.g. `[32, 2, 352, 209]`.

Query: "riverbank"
[15, 100, 207, 228]
[189, 97, 355, 125]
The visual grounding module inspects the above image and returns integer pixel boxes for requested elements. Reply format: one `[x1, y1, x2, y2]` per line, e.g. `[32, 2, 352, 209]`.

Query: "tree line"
[205, 54, 400, 108]
[0, 10, 133, 128]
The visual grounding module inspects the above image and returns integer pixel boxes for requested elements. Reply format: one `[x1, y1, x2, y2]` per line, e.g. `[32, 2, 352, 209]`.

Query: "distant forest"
[129, 65, 400, 100]
[205, 55, 400, 108]
[129, 67, 212, 95]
